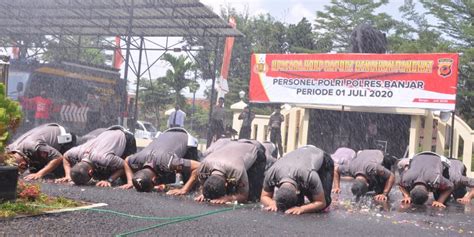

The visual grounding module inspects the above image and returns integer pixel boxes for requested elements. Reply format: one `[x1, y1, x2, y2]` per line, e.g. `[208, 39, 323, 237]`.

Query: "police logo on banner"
[438, 58, 453, 78]
[253, 54, 268, 73]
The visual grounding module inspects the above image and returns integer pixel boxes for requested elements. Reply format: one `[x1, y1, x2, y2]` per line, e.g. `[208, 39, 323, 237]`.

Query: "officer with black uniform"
[195, 139, 267, 204]
[332, 150, 395, 202]
[6, 123, 77, 180]
[261, 145, 334, 215]
[447, 159, 474, 204]
[56, 126, 136, 187]
[399, 152, 454, 208]
[120, 128, 200, 195]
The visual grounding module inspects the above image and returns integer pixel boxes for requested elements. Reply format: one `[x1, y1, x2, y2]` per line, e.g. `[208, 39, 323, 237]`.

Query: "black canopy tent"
[0, 0, 243, 141]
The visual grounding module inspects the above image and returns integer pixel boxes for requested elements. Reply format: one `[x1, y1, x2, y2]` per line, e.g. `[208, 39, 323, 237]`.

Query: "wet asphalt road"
[1, 180, 473, 237]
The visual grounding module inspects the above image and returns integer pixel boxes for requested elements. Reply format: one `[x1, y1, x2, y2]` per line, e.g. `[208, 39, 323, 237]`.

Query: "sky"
[200, 0, 409, 24]
[126, 0, 417, 98]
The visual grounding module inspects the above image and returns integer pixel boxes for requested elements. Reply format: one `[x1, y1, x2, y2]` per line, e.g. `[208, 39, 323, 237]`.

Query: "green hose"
[28, 202, 250, 236]
[115, 206, 239, 237]
[85, 208, 208, 221]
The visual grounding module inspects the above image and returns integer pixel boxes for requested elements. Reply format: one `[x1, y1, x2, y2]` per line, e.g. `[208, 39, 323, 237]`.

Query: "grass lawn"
[0, 181, 83, 219]
[0, 193, 82, 218]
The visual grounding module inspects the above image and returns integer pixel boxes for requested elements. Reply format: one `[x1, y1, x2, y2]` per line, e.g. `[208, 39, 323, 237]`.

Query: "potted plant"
[0, 82, 23, 202]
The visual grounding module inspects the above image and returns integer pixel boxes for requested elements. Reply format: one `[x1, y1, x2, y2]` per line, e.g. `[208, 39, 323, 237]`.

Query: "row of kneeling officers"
[6, 123, 474, 214]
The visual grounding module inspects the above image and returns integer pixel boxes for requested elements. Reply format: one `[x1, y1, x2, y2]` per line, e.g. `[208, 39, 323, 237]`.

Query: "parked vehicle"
[133, 120, 158, 140]
[7, 60, 126, 135]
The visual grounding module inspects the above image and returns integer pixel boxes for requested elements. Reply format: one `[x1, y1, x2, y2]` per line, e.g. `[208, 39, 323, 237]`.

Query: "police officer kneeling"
[448, 159, 474, 204]
[261, 145, 334, 215]
[195, 139, 266, 204]
[332, 150, 395, 202]
[123, 128, 200, 195]
[399, 152, 453, 208]
[56, 126, 136, 187]
[6, 123, 77, 180]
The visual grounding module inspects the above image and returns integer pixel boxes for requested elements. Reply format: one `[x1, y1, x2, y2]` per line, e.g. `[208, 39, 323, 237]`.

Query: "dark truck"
[7, 60, 126, 135]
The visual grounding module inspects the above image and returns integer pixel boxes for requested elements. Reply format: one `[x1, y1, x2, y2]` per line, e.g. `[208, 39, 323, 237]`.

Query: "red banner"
[249, 53, 459, 111]
[217, 17, 237, 97]
[113, 36, 123, 70]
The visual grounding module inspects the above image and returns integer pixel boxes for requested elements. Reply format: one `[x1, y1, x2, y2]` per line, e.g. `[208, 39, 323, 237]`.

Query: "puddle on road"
[331, 181, 474, 235]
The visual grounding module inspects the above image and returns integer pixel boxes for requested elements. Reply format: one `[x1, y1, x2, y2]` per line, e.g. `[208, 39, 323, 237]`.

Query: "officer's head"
[274, 106, 281, 113]
[203, 174, 226, 200]
[274, 183, 298, 211]
[217, 97, 225, 106]
[70, 161, 93, 185]
[410, 184, 429, 205]
[132, 167, 157, 192]
[351, 176, 369, 197]
[7, 152, 29, 173]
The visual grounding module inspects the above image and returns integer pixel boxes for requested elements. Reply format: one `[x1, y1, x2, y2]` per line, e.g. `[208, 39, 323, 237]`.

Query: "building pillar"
[422, 111, 434, 151]
[452, 129, 459, 158]
[436, 121, 446, 155]
[408, 115, 421, 157]
[256, 122, 266, 141]
[299, 109, 309, 147]
[286, 109, 298, 152]
[462, 136, 473, 177]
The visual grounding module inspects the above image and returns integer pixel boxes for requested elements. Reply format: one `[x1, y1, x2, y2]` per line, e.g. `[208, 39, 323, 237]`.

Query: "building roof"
[0, 0, 242, 37]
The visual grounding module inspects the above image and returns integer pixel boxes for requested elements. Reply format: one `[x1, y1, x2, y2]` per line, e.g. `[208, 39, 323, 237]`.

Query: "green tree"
[42, 36, 108, 65]
[389, 0, 451, 53]
[0, 83, 22, 155]
[391, 0, 472, 125]
[160, 53, 195, 107]
[416, 0, 474, 125]
[187, 9, 292, 115]
[184, 103, 209, 139]
[314, 0, 398, 52]
[138, 79, 173, 128]
[287, 17, 316, 53]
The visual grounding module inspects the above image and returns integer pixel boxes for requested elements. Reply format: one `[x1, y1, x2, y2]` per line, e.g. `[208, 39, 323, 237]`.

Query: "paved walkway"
[1, 181, 473, 236]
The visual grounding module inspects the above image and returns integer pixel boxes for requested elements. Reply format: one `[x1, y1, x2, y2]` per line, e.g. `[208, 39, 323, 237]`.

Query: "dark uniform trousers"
[270, 127, 283, 157]
[434, 163, 467, 201]
[246, 147, 267, 202]
[318, 153, 334, 209]
[239, 126, 251, 139]
[210, 119, 225, 140]
[296, 153, 334, 210]
[368, 155, 396, 195]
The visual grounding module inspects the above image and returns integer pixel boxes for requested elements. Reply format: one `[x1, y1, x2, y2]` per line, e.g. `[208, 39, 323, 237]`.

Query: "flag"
[216, 17, 237, 99]
[113, 36, 124, 70]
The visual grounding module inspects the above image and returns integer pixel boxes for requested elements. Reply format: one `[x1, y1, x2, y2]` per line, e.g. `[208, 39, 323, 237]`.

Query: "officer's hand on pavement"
[432, 201, 446, 208]
[194, 194, 205, 202]
[166, 188, 187, 196]
[285, 206, 304, 215]
[331, 188, 341, 194]
[210, 198, 227, 204]
[456, 197, 471, 205]
[24, 173, 43, 181]
[374, 194, 387, 202]
[401, 197, 411, 204]
[119, 183, 134, 190]
[96, 181, 112, 187]
[264, 203, 278, 212]
[55, 177, 72, 183]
